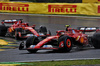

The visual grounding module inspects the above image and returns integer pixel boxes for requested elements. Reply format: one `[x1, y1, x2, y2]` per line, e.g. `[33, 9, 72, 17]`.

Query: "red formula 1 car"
[77, 27, 100, 49]
[19, 25, 96, 53]
[0, 19, 51, 40]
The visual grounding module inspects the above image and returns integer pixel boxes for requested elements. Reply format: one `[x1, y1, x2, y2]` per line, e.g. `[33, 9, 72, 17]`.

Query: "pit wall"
[0, 2, 100, 16]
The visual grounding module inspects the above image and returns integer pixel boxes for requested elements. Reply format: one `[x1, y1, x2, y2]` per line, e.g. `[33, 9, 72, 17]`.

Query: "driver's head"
[65, 25, 71, 28]
[65, 25, 71, 31]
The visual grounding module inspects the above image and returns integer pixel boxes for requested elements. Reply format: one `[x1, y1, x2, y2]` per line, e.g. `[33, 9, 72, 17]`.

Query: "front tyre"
[58, 36, 72, 52]
[26, 36, 39, 53]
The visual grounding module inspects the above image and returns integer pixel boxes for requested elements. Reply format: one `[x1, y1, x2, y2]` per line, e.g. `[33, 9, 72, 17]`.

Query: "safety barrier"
[0, 2, 100, 16]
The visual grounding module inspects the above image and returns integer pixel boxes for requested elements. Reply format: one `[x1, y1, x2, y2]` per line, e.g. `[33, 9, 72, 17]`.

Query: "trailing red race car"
[19, 25, 98, 53]
[0, 19, 51, 40]
[77, 27, 100, 49]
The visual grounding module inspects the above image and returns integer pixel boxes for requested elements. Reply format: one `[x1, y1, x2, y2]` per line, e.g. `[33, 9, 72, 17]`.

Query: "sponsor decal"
[48, 5, 77, 13]
[76, 36, 80, 41]
[0, 3, 29, 12]
[98, 5, 100, 13]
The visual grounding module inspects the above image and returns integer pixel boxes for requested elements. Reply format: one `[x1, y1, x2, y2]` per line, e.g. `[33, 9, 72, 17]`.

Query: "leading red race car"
[0, 19, 51, 40]
[19, 25, 97, 53]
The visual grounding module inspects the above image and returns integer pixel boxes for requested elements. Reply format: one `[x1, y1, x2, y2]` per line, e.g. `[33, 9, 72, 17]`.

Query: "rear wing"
[77, 27, 99, 32]
[77, 27, 100, 36]
[1, 19, 23, 25]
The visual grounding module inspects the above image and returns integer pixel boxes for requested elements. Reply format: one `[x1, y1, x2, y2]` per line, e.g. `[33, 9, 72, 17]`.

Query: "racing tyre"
[92, 33, 100, 49]
[0, 25, 7, 36]
[58, 36, 72, 52]
[26, 36, 39, 53]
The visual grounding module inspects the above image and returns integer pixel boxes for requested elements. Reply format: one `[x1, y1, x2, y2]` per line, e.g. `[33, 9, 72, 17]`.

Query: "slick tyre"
[58, 36, 72, 52]
[0, 25, 7, 36]
[92, 33, 100, 49]
[26, 36, 39, 53]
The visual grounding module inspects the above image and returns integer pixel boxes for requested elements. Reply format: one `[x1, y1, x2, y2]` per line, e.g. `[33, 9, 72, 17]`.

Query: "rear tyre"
[0, 25, 7, 36]
[92, 33, 100, 49]
[58, 36, 72, 52]
[26, 36, 39, 53]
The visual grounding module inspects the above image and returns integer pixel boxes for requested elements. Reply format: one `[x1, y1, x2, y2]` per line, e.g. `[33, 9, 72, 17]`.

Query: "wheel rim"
[59, 41, 64, 48]
[66, 39, 71, 48]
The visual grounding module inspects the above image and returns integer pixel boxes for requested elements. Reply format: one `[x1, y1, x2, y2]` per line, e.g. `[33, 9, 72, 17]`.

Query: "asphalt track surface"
[0, 13, 100, 62]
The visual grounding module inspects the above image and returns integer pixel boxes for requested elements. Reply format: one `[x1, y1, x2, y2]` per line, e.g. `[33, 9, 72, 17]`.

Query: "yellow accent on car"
[76, 36, 80, 41]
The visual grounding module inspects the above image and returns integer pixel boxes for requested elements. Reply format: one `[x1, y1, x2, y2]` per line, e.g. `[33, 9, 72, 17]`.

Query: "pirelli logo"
[48, 5, 77, 13]
[0, 3, 29, 12]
